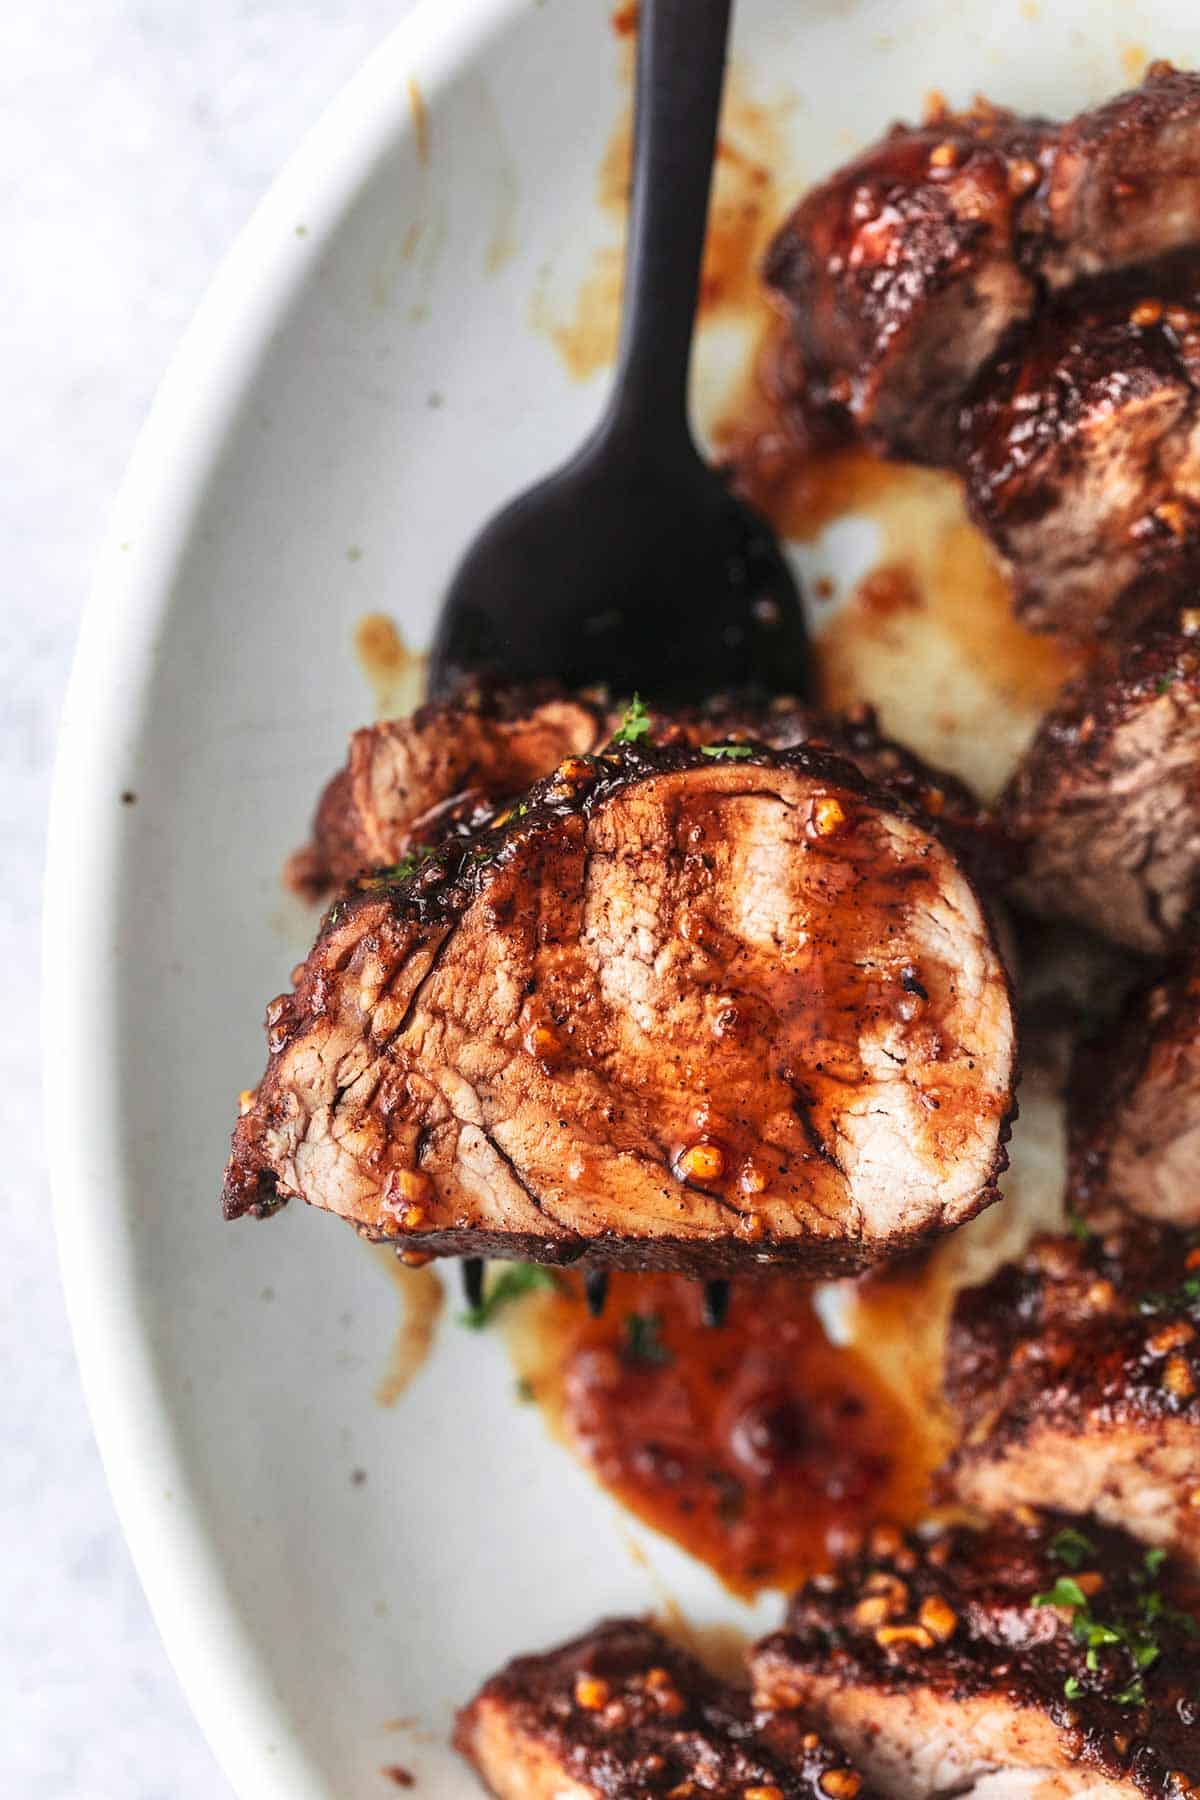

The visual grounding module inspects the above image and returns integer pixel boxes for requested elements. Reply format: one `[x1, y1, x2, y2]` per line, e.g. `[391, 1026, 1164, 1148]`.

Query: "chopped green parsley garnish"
[612, 694, 652, 744]
[1064, 1207, 1092, 1244]
[700, 744, 754, 761]
[1034, 1575, 1089, 1610]
[1139, 1273, 1200, 1315]
[621, 1310, 672, 1366]
[1050, 1526, 1097, 1570]
[459, 1263, 556, 1331]
[1034, 1542, 1192, 1707]
[363, 844, 436, 886]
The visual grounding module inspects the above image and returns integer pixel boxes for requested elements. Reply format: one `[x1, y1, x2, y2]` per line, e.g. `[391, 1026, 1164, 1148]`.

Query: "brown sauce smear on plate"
[506, 1269, 945, 1597]
[714, 326, 1085, 798]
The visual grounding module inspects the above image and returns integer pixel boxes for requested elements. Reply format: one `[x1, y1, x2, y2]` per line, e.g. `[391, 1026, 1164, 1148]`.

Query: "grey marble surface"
[3, 6, 416, 1794]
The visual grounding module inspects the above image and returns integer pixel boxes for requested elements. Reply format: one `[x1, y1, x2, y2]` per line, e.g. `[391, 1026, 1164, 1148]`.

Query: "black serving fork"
[431, 0, 812, 1324]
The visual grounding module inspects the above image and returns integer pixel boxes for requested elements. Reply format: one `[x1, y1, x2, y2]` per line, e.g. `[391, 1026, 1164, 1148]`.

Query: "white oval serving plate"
[46, 0, 1192, 1794]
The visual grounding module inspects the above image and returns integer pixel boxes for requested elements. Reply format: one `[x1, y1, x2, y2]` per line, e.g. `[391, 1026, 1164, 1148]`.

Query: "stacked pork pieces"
[223, 65, 1200, 1800]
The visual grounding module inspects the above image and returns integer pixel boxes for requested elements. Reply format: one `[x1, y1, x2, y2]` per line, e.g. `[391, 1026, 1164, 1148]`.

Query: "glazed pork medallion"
[1069, 943, 1200, 1228]
[1000, 608, 1200, 954]
[456, 1617, 877, 1800]
[226, 735, 1015, 1276]
[750, 1512, 1200, 1800]
[764, 65, 1200, 468]
[944, 1223, 1200, 1566]
[293, 683, 1007, 899]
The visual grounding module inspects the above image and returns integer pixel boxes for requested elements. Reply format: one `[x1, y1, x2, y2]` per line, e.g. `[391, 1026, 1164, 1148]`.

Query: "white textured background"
[3, 6, 415, 1794]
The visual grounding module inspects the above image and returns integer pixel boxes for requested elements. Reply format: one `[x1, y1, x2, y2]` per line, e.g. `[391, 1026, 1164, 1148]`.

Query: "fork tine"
[462, 1258, 486, 1309]
[702, 1279, 730, 1328]
[584, 1269, 610, 1317]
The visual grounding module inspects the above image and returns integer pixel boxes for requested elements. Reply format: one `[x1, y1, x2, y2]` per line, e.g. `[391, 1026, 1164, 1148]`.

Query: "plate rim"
[43, 2, 528, 1794]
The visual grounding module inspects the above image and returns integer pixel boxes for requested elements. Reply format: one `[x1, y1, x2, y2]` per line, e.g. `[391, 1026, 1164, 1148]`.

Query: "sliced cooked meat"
[1039, 64, 1200, 290]
[300, 688, 1006, 902]
[455, 1617, 875, 1800]
[959, 269, 1200, 638]
[944, 1226, 1200, 1564]
[1070, 945, 1200, 1228]
[751, 1512, 1200, 1800]
[290, 681, 606, 896]
[999, 612, 1200, 953]
[224, 742, 1016, 1276]
[763, 101, 1051, 464]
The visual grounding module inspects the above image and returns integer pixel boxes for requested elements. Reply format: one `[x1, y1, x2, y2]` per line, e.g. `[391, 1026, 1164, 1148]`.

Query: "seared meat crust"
[1040, 64, 1200, 290]
[455, 1617, 874, 1800]
[751, 1513, 1200, 1800]
[1070, 944, 1200, 1228]
[945, 1226, 1200, 1565]
[1000, 612, 1200, 953]
[225, 742, 1015, 1275]
[294, 681, 606, 895]
[297, 689, 1006, 901]
[959, 266, 1200, 638]
[763, 102, 1050, 465]
[766, 66, 1200, 476]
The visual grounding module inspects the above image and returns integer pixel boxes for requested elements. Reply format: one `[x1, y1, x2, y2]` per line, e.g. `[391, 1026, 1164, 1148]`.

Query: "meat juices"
[751, 1513, 1200, 1800]
[1070, 945, 1200, 1229]
[944, 1226, 1200, 1566]
[763, 102, 1050, 465]
[1000, 614, 1200, 953]
[959, 273, 1200, 639]
[455, 1617, 874, 1800]
[225, 743, 1015, 1276]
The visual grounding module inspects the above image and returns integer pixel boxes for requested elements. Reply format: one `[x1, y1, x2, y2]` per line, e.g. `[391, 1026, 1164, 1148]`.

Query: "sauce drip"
[354, 613, 427, 722]
[506, 1270, 941, 1597]
[371, 1247, 444, 1406]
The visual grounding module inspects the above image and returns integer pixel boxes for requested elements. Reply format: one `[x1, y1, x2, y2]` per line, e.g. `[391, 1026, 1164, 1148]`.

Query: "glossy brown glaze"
[945, 1225, 1200, 1565]
[959, 260, 1200, 638]
[224, 742, 1015, 1275]
[1039, 63, 1200, 290]
[765, 64, 1200, 476]
[752, 1512, 1200, 1799]
[293, 679, 606, 896]
[298, 685, 1007, 902]
[1070, 942, 1200, 1229]
[1001, 609, 1200, 953]
[506, 1269, 940, 1597]
[763, 100, 1053, 465]
[456, 1616, 877, 1800]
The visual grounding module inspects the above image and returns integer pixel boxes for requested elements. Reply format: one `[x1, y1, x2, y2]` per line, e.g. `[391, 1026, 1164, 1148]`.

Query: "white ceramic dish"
[46, 1, 1194, 1794]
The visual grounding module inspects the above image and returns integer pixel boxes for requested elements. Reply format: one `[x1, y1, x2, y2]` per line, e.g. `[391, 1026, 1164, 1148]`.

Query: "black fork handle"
[605, 0, 734, 453]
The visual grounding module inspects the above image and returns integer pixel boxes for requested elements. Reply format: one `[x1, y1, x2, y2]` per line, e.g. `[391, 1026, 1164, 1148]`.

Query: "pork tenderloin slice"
[303, 688, 1006, 900]
[224, 744, 1016, 1276]
[455, 1617, 874, 1800]
[944, 1226, 1200, 1566]
[763, 102, 1051, 465]
[294, 681, 606, 894]
[1070, 944, 1200, 1228]
[958, 268, 1200, 639]
[751, 1513, 1200, 1800]
[1040, 64, 1200, 290]
[999, 612, 1200, 954]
